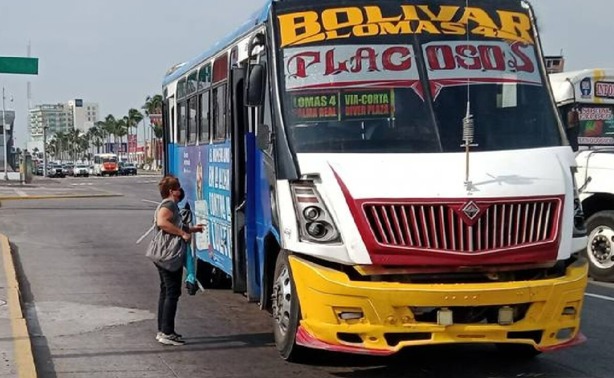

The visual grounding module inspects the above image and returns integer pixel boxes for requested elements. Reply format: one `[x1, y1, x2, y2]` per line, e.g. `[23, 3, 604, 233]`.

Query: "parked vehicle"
[550, 68, 614, 281]
[64, 164, 75, 176]
[73, 164, 90, 177]
[93, 153, 119, 176]
[47, 164, 65, 178]
[119, 162, 137, 175]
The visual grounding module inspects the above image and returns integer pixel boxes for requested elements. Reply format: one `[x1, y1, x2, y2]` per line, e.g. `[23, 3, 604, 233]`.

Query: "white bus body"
[551, 68, 614, 281]
[93, 153, 118, 176]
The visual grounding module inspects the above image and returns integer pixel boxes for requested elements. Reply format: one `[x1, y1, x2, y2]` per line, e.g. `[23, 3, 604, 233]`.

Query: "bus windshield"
[274, 0, 562, 154]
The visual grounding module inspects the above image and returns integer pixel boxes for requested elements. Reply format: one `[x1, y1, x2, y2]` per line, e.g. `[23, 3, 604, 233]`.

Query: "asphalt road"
[1, 175, 614, 377]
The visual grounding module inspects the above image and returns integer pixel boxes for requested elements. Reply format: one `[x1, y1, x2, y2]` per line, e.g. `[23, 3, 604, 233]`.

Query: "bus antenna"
[461, 0, 477, 191]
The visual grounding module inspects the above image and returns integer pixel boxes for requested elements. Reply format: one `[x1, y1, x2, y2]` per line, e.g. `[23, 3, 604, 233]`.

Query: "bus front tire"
[585, 211, 614, 282]
[272, 251, 305, 361]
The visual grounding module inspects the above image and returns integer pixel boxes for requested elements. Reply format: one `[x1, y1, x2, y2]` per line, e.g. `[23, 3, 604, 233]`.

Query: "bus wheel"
[586, 211, 614, 282]
[272, 251, 304, 361]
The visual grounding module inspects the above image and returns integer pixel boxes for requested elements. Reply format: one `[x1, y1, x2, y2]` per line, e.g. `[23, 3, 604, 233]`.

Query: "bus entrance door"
[230, 66, 250, 296]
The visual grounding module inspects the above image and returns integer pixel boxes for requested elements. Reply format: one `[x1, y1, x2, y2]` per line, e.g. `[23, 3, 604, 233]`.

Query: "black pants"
[156, 265, 183, 335]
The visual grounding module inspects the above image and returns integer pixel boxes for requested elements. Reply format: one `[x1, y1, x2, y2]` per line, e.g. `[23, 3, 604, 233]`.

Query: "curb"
[0, 193, 123, 201]
[1, 234, 37, 377]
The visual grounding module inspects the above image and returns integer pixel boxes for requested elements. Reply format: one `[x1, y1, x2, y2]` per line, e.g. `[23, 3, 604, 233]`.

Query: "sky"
[1, 0, 613, 148]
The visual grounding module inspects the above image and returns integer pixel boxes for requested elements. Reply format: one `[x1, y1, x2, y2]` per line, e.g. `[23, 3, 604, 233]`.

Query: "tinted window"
[212, 84, 227, 141]
[188, 97, 197, 143]
[199, 91, 210, 143]
[178, 101, 187, 144]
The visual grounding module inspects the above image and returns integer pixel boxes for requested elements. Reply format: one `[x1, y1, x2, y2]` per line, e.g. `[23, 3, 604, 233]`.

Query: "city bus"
[162, 0, 588, 360]
[550, 68, 614, 281]
[93, 153, 118, 176]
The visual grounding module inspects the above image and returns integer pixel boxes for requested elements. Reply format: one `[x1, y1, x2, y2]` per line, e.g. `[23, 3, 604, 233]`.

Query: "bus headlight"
[306, 221, 328, 239]
[291, 182, 340, 243]
[303, 206, 321, 221]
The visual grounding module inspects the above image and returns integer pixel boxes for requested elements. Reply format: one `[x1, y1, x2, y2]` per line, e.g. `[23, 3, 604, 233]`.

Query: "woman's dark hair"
[158, 175, 180, 198]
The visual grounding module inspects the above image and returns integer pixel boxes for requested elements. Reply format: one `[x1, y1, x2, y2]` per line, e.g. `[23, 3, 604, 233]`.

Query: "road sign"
[0, 57, 39, 75]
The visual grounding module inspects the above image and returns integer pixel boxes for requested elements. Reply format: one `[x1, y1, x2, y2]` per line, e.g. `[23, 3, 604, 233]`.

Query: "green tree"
[116, 117, 128, 159]
[143, 94, 164, 168]
[126, 108, 144, 162]
[88, 123, 105, 155]
[53, 131, 69, 161]
[99, 115, 119, 153]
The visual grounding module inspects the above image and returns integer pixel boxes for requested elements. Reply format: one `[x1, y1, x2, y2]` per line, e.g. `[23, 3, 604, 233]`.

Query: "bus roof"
[550, 68, 614, 106]
[162, 3, 271, 87]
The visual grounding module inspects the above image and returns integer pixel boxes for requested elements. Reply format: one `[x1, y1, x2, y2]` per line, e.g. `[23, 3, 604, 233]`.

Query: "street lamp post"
[42, 124, 48, 177]
[2, 87, 8, 181]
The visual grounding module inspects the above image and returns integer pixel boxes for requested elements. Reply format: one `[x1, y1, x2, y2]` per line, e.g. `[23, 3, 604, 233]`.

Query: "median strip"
[1, 234, 37, 378]
[0, 193, 123, 201]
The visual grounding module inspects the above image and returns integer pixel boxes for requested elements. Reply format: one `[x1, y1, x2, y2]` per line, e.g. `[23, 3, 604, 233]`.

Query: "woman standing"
[154, 175, 203, 345]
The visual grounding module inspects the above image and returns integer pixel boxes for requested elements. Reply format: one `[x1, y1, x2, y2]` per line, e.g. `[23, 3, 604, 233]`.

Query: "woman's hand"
[192, 224, 205, 233]
[181, 232, 192, 242]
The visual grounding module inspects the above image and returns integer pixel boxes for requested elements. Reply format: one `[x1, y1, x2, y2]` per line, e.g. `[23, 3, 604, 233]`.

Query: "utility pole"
[2, 87, 7, 180]
[42, 112, 48, 177]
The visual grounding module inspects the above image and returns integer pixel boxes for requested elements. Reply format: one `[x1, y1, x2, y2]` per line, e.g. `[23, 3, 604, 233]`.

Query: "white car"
[74, 164, 90, 177]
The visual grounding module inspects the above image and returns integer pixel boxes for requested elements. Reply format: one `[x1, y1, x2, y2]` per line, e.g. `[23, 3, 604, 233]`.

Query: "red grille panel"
[363, 199, 560, 253]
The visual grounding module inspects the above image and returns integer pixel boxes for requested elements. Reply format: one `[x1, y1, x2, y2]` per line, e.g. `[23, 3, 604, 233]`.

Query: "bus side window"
[262, 72, 273, 157]
[188, 96, 197, 143]
[178, 101, 187, 144]
[199, 91, 210, 143]
[213, 84, 227, 141]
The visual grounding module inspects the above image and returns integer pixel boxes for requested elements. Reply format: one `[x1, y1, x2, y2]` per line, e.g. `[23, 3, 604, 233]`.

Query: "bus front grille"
[363, 198, 561, 253]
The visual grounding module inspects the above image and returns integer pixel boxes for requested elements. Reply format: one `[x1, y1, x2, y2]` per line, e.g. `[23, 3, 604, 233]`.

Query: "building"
[27, 104, 73, 152]
[67, 99, 99, 133]
[27, 99, 99, 152]
[545, 56, 565, 74]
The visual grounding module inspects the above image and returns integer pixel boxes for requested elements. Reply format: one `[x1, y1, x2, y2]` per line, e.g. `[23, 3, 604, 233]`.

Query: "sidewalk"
[0, 234, 36, 377]
[0, 176, 60, 188]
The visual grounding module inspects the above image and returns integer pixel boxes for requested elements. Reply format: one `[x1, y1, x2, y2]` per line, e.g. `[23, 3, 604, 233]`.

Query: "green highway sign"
[0, 57, 39, 75]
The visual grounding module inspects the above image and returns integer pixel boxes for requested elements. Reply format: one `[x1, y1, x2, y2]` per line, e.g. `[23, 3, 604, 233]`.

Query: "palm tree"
[116, 117, 128, 159]
[68, 128, 84, 161]
[46, 139, 57, 159]
[88, 124, 105, 155]
[143, 94, 163, 116]
[126, 108, 143, 162]
[68, 129, 90, 161]
[143, 94, 163, 168]
[54, 131, 68, 161]
[100, 115, 118, 153]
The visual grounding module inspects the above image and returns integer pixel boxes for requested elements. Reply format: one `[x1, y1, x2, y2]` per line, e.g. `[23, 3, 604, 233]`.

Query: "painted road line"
[13, 189, 28, 197]
[585, 292, 614, 302]
[0, 193, 123, 201]
[141, 199, 159, 205]
[1, 234, 37, 378]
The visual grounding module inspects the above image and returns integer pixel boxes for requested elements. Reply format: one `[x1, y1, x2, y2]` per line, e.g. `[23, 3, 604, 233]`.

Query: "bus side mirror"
[246, 64, 265, 107]
[567, 109, 580, 129]
[566, 109, 580, 152]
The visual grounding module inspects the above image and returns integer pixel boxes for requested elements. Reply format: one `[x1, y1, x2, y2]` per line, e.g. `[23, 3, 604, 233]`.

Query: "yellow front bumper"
[289, 255, 588, 355]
